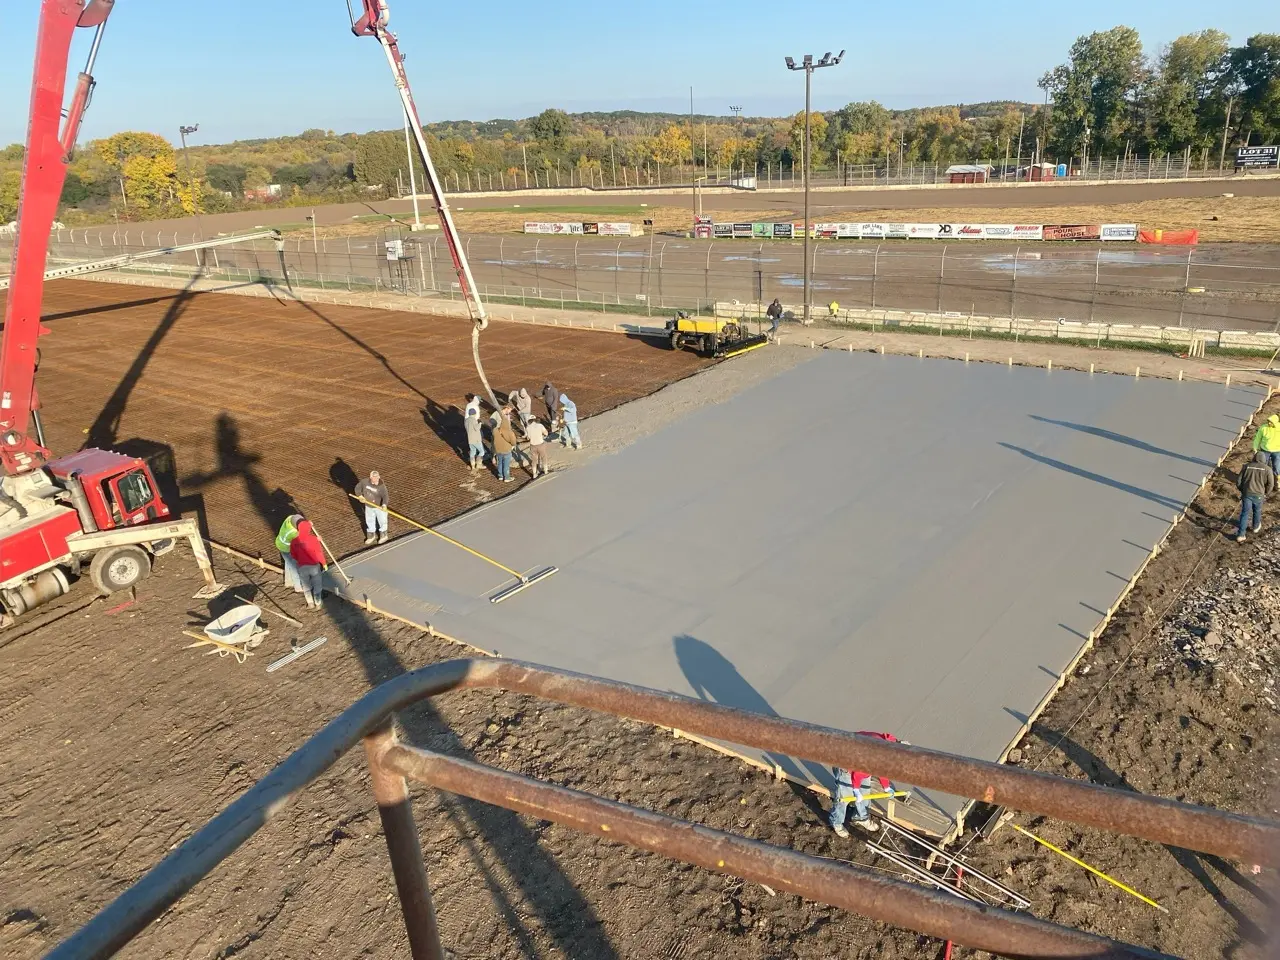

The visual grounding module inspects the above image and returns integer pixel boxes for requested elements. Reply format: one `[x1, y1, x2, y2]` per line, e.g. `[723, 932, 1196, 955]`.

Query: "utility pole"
[522, 142, 529, 188]
[402, 109, 421, 229]
[610, 142, 617, 186]
[785, 51, 844, 326]
[1014, 113, 1025, 184]
[1219, 96, 1235, 172]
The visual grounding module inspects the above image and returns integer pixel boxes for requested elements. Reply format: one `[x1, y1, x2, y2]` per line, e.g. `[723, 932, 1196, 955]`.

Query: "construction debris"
[1158, 527, 1280, 707]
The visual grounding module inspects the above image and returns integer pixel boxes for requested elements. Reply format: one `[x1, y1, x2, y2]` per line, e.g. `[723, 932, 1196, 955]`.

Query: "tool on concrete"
[350, 495, 557, 604]
[267, 636, 328, 673]
[665, 312, 769, 359]
[1010, 823, 1168, 913]
[314, 526, 353, 585]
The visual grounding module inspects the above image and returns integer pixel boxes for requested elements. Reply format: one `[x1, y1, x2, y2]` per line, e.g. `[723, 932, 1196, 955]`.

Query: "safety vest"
[275, 515, 300, 553]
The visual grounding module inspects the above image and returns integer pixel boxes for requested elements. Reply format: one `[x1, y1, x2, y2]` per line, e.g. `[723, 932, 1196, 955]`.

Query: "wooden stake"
[1047, 359, 1052, 371]
[1135, 366, 1141, 378]
[1225, 373, 1232, 387]
[1089, 363, 1094, 374]
[917, 349, 923, 358]
[1178, 369, 1183, 381]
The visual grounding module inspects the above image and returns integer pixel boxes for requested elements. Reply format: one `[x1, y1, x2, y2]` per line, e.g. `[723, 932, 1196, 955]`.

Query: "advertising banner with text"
[1099, 224, 1139, 241]
[1042, 224, 1102, 241]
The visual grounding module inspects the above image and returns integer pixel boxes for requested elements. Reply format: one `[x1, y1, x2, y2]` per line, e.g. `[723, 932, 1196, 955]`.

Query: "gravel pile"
[1160, 528, 1280, 709]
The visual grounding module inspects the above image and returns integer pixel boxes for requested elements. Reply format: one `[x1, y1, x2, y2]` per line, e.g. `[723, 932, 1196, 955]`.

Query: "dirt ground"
[8, 279, 707, 560]
[2, 286, 1278, 959]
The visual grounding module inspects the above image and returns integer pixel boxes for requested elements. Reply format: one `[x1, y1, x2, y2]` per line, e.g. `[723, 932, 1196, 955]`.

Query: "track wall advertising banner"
[1042, 224, 1102, 241]
[1099, 224, 1139, 241]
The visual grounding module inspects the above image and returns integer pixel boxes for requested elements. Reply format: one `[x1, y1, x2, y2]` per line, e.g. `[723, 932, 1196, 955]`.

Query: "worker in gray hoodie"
[464, 410, 484, 471]
[512, 387, 533, 429]
[1237, 450, 1276, 542]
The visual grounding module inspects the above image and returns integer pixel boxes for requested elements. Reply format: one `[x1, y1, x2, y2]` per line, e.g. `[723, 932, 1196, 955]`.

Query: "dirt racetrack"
[9, 279, 707, 560]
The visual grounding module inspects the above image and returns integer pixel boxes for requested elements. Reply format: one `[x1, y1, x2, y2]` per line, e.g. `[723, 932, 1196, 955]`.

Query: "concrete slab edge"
[956, 383, 1276, 840]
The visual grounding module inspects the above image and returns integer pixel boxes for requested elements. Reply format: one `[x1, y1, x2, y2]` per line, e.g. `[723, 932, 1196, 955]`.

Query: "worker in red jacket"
[829, 731, 905, 837]
[289, 519, 328, 609]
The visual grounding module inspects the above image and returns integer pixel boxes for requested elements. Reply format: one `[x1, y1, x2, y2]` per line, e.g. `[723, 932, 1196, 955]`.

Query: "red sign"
[1042, 224, 1102, 241]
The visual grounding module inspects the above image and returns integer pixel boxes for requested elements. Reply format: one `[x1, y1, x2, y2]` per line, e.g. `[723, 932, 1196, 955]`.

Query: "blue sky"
[2, 1, 1276, 147]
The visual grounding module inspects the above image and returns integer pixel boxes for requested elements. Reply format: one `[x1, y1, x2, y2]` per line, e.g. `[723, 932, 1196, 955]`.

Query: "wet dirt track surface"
[8, 279, 708, 559]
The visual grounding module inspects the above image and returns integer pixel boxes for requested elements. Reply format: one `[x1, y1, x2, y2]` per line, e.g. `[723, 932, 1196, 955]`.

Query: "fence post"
[1011, 246, 1019, 319]
[705, 241, 714, 302]
[533, 239, 541, 289]
[1090, 248, 1101, 323]
[1178, 248, 1193, 327]
[871, 244, 881, 309]
[617, 240, 623, 302]
[937, 245, 947, 313]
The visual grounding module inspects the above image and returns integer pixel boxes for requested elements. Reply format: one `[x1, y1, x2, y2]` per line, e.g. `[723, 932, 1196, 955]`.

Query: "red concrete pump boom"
[0, 0, 115, 476]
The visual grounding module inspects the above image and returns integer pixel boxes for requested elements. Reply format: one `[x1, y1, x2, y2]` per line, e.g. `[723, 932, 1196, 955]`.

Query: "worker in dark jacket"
[289, 520, 328, 608]
[354, 470, 389, 545]
[542, 382, 559, 422]
[1237, 451, 1276, 542]
[766, 298, 783, 335]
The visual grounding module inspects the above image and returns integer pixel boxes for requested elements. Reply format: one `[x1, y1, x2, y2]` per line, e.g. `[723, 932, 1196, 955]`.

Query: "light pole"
[178, 123, 204, 261]
[785, 50, 843, 325]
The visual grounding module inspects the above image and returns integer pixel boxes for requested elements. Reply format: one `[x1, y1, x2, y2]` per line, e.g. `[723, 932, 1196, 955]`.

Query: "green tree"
[60, 171, 89, 206]
[0, 169, 21, 221]
[1148, 30, 1230, 150]
[1041, 26, 1148, 156]
[1228, 34, 1280, 145]
[353, 131, 402, 188]
[206, 162, 248, 194]
[788, 110, 829, 166]
[529, 108, 572, 149]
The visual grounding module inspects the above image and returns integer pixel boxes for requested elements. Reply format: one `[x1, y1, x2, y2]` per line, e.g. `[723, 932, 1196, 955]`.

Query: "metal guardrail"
[44, 658, 1278, 960]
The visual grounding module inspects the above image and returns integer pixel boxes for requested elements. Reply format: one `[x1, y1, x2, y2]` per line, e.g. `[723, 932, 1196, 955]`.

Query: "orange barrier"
[1138, 228, 1199, 245]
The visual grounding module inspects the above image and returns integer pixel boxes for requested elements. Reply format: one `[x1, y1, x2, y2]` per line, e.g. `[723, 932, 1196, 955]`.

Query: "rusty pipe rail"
[46, 658, 1279, 960]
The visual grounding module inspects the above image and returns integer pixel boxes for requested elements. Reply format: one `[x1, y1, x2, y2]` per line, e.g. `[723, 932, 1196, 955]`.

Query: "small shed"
[945, 164, 994, 184]
[1023, 162, 1057, 182]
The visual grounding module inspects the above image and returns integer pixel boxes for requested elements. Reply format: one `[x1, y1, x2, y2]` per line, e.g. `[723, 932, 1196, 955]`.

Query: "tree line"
[0, 24, 1275, 225]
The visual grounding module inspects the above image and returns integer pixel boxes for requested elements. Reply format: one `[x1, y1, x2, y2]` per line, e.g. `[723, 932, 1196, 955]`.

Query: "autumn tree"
[1228, 34, 1280, 145]
[92, 132, 181, 209]
[649, 124, 691, 165]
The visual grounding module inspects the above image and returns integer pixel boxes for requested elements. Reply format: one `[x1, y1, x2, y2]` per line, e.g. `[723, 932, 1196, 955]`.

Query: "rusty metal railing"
[46, 658, 1280, 960]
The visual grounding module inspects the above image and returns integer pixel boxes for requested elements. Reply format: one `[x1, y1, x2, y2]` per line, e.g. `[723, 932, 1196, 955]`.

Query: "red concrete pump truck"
[2, 1, 499, 625]
[0, 0, 216, 625]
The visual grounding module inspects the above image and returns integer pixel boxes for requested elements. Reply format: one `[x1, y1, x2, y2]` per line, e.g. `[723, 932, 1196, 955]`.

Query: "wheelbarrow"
[182, 603, 269, 664]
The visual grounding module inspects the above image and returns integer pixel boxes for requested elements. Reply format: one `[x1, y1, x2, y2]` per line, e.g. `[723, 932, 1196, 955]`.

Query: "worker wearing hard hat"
[1252, 414, 1280, 479]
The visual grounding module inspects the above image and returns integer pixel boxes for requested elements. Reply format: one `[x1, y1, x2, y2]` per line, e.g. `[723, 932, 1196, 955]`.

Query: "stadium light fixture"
[784, 50, 843, 325]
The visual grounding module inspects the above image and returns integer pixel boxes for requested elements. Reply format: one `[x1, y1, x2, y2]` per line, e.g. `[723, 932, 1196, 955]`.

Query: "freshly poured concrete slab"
[335, 352, 1264, 823]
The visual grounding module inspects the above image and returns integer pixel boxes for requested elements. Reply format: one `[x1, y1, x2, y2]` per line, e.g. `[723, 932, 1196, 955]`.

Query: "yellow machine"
[665, 312, 769, 358]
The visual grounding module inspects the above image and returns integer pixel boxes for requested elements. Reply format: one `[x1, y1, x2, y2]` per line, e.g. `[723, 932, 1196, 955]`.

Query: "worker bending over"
[289, 520, 328, 609]
[274, 513, 305, 594]
[829, 730, 904, 837]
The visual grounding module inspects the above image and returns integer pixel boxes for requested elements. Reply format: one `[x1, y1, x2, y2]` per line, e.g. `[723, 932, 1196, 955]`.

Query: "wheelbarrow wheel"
[88, 545, 152, 595]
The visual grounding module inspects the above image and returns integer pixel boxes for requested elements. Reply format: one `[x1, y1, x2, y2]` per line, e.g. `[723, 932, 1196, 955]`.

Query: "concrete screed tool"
[350, 495, 557, 604]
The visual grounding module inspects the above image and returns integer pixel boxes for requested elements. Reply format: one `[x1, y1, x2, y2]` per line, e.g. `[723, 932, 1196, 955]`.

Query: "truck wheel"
[669, 330, 683, 351]
[88, 546, 151, 595]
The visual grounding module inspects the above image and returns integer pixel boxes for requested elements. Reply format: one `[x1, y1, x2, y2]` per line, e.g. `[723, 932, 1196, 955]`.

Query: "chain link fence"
[13, 228, 1280, 332]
